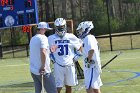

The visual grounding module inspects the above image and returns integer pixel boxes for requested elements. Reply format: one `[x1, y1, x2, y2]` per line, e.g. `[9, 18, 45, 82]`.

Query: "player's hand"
[50, 45, 58, 52]
[39, 66, 45, 75]
[73, 51, 82, 62]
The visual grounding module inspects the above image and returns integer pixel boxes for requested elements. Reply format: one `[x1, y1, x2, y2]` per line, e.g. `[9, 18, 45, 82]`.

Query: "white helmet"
[76, 21, 94, 39]
[54, 18, 67, 37]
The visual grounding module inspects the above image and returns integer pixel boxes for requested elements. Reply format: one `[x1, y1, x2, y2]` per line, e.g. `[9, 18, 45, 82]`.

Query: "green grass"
[0, 49, 140, 93]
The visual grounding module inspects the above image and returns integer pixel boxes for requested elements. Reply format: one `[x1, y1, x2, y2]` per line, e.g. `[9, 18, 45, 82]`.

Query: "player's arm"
[72, 34, 83, 62]
[39, 36, 48, 74]
[73, 46, 83, 62]
[40, 48, 46, 74]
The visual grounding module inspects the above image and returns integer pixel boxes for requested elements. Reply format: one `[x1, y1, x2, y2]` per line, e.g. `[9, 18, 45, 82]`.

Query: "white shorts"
[84, 67, 103, 89]
[54, 63, 78, 87]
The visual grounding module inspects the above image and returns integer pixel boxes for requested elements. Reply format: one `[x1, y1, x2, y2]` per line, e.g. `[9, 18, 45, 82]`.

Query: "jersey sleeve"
[70, 34, 82, 50]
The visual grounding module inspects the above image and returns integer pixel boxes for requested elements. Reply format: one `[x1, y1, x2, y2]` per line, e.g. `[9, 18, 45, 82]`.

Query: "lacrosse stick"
[41, 74, 44, 93]
[101, 51, 122, 69]
[75, 61, 84, 79]
[75, 51, 122, 79]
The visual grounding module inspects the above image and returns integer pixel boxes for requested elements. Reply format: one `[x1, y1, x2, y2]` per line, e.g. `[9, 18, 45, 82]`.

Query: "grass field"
[0, 49, 140, 93]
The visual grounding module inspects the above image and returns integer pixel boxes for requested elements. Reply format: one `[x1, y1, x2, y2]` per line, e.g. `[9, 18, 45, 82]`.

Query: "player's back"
[83, 35, 100, 61]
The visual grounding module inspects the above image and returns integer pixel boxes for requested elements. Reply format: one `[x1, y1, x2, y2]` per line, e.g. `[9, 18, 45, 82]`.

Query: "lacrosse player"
[76, 21, 103, 93]
[29, 22, 57, 93]
[48, 18, 82, 93]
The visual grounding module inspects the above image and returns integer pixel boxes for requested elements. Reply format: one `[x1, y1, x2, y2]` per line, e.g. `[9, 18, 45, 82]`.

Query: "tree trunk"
[61, 0, 67, 18]
[118, 0, 123, 20]
[45, 0, 51, 21]
[39, 0, 43, 21]
[70, 0, 76, 20]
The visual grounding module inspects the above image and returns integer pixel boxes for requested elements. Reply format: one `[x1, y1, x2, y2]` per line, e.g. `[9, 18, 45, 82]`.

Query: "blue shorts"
[31, 72, 57, 93]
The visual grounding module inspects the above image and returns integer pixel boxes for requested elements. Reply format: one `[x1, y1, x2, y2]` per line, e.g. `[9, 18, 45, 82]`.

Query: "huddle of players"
[49, 18, 102, 93]
[30, 18, 102, 93]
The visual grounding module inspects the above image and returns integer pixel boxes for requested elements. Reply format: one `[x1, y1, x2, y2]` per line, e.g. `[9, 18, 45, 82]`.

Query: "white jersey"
[29, 34, 51, 75]
[82, 35, 102, 73]
[48, 33, 81, 65]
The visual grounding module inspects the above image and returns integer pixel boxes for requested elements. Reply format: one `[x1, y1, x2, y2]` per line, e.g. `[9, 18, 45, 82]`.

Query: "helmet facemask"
[55, 25, 67, 38]
[76, 27, 89, 39]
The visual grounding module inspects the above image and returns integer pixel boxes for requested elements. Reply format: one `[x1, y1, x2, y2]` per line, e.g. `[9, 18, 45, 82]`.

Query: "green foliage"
[94, 15, 108, 35]
[13, 32, 28, 45]
[135, 11, 140, 30]
[120, 9, 138, 32]
[2, 28, 28, 46]
[81, 0, 140, 35]
[110, 18, 121, 33]
[85, 0, 108, 35]
[1, 29, 11, 46]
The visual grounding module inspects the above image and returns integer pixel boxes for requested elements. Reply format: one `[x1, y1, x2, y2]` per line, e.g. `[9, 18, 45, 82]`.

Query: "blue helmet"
[76, 21, 94, 39]
[54, 18, 67, 38]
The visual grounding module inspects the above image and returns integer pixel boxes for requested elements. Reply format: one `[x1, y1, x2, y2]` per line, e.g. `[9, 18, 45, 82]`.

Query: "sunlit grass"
[0, 49, 140, 93]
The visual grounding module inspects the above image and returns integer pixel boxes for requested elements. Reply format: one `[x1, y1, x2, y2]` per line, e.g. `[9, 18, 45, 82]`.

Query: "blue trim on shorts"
[88, 68, 93, 89]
